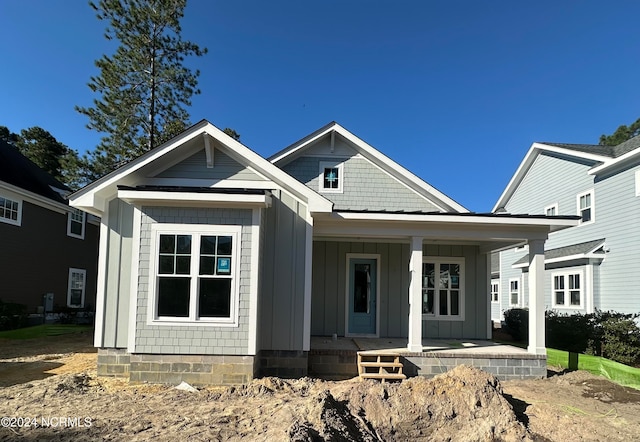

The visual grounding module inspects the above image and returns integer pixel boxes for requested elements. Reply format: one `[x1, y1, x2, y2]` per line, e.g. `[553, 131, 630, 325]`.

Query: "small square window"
[318, 162, 344, 193]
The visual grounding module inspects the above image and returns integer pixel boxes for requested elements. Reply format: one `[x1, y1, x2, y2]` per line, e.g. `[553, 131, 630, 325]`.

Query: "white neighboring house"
[491, 135, 640, 323]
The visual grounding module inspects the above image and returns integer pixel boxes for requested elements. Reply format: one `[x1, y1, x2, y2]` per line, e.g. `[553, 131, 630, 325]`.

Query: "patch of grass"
[0, 324, 92, 340]
[547, 348, 640, 390]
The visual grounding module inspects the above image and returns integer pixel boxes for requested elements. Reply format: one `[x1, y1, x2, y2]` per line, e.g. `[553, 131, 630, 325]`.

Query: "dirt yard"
[1, 332, 639, 441]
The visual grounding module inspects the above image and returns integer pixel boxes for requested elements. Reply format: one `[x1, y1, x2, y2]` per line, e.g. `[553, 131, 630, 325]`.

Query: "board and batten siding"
[100, 198, 134, 348]
[282, 155, 441, 212]
[312, 242, 489, 340]
[134, 207, 253, 354]
[155, 148, 265, 181]
[259, 190, 309, 351]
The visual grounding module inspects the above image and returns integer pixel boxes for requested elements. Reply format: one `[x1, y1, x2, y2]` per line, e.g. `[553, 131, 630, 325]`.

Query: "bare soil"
[1, 332, 639, 441]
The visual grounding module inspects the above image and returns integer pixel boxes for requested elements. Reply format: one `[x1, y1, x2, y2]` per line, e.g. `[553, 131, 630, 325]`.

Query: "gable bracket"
[204, 134, 214, 168]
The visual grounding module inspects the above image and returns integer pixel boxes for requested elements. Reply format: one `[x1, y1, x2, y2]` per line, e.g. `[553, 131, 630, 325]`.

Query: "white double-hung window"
[0, 194, 22, 226]
[422, 257, 465, 320]
[150, 224, 241, 325]
[552, 271, 583, 308]
[577, 190, 594, 224]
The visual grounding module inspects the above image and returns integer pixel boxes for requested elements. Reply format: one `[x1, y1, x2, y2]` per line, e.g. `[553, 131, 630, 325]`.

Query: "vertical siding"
[311, 242, 487, 340]
[282, 155, 441, 212]
[259, 190, 310, 351]
[156, 148, 264, 181]
[102, 199, 133, 348]
[134, 207, 252, 354]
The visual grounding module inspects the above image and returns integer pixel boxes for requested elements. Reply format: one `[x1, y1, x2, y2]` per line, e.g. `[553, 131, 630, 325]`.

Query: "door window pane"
[353, 264, 370, 313]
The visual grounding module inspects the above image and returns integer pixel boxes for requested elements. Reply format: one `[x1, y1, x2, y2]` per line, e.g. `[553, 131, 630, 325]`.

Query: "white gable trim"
[70, 120, 333, 215]
[270, 122, 468, 213]
[589, 146, 640, 175]
[493, 142, 611, 213]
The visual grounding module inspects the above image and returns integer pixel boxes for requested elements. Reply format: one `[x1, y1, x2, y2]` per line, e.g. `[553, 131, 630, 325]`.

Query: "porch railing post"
[408, 236, 423, 352]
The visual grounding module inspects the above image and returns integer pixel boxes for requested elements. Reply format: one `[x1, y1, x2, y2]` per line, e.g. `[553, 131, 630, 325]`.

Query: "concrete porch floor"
[308, 336, 545, 381]
[310, 336, 529, 356]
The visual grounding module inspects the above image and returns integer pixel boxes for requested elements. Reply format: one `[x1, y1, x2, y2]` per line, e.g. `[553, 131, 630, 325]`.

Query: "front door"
[348, 258, 377, 335]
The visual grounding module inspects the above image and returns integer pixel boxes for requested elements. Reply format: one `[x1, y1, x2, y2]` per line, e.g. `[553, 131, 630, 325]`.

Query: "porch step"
[357, 352, 406, 382]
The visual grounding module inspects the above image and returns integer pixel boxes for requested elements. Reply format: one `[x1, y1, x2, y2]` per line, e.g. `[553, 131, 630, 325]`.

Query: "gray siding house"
[0, 140, 99, 315]
[71, 121, 576, 385]
[492, 136, 640, 322]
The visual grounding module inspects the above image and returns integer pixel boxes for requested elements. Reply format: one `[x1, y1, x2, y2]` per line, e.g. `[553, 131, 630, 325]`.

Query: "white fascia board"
[117, 189, 272, 207]
[334, 211, 579, 230]
[270, 122, 467, 213]
[0, 181, 69, 215]
[492, 143, 610, 213]
[202, 125, 333, 213]
[268, 122, 336, 163]
[144, 177, 276, 190]
[588, 148, 640, 175]
[333, 125, 469, 213]
[69, 120, 211, 214]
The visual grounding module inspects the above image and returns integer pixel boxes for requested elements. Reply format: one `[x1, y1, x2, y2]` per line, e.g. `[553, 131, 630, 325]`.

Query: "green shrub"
[545, 310, 592, 353]
[503, 308, 528, 341]
[600, 317, 640, 366]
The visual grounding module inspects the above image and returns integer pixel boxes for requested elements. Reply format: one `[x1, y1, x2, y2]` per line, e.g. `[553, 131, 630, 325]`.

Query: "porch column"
[527, 239, 546, 355]
[408, 236, 423, 352]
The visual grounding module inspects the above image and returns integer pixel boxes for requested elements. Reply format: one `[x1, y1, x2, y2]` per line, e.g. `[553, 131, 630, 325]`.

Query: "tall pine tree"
[77, 0, 207, 179]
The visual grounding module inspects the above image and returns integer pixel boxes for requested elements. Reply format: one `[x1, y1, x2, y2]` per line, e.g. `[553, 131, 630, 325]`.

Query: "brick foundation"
[97, 348, 130, 377]
[97, 349, 257, 386]
[258, 350, 308, 378]
[401, 352, 547, 381]
[308, 349, 358, 379]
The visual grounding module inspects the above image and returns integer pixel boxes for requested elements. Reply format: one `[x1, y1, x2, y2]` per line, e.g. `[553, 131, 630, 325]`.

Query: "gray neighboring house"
[492, 135, 640, 323]
[0, 140, 99, 315]
[70, 120, 577, 385]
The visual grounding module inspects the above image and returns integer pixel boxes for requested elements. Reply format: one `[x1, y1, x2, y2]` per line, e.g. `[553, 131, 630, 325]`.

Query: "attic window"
[319, 161, 343, 193]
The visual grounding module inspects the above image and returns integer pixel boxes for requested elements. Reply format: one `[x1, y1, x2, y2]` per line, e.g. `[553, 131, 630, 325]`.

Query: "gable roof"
[493, 136, 640, 212]
[269, 122, 469, 213]
[0, 139, 70, 204]
[69, 120, 333, 216]
[512, 238, 606, 267]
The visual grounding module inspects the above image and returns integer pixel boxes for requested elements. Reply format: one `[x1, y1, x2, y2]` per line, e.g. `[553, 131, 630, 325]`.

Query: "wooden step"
[357, 352, 405, 382]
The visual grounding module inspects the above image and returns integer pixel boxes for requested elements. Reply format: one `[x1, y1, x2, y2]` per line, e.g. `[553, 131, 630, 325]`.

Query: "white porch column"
[527, 239, 546, 355]
[408, 236, 424, 352]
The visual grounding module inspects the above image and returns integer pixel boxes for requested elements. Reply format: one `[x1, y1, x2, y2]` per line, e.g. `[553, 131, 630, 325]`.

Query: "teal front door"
[348, 258, 377, 335]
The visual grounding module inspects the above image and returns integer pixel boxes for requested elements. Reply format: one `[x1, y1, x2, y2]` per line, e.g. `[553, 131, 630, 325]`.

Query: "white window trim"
[318, 161, 344, 194]
[148, 223, 241, 327]
[544, 203, 558, 216]
[0, 193, 22, 226]
[491, 279, 500, 303]
[67, 268, 86, 308]
[635, 170, 640, 197]
[422, 256, 465, 321]
[551, 270, 584, 309]
[509, 278, 520, 307]
[67, 208, 86, 239]
[576, 189, 595, 225]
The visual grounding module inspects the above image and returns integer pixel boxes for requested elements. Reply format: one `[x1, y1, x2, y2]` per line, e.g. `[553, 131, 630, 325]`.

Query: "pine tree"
[77, 0, 207, 178]
[599, 117, 640, 145]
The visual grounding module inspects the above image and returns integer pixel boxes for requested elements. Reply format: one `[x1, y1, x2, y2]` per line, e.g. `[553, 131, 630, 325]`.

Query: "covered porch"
[306, 211, 578, 380]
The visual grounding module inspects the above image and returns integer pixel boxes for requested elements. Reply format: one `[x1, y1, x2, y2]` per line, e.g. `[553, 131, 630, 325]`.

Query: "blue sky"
[2, 1, 640, 212]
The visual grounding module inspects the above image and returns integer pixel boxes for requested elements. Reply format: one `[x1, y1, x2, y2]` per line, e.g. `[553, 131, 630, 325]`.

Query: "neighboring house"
[492, 136, 640, 323]
[70, 120, 576, 385]
[0, 140, 99, 315]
